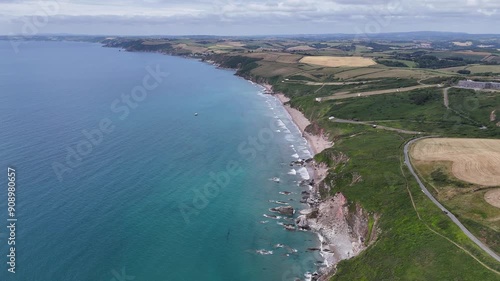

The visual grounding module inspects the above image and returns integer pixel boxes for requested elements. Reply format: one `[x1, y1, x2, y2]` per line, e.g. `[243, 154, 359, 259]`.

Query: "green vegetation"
[376, 59, 409, 67]
[411, 160, 500, 257]
[430, 168, 467, 188]
[282, 84, 500, 280]
[315, 129, 500, 280]
[447, 88, 500, 129]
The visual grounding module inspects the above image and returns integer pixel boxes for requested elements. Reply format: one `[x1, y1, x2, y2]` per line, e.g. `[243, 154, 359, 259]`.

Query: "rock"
[299, 208, 313, 215]
[296, 215, 310, 230]
[306, 192, 369, 270]
[270, 206, 295, 216]
[307, 247, 321, 251]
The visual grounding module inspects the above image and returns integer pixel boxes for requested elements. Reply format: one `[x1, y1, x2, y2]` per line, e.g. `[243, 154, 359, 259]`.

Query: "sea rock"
[307, 247, 321, 251]
[299, 179, 315, 186]
[296, 215, 310, 230]
[271, 206, 295, 216]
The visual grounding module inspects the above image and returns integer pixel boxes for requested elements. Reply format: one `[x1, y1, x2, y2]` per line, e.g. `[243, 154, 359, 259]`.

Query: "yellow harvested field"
[173, 44, 208, 53]
[224, 41, 246, 47]
[484, 189, 500, 208]
[286, 45, 316, 51]
[411, 138, 500, 186]
[142, 41, 170, 45]
[245, 53, 303, 64]
[299, 56, 377, 67]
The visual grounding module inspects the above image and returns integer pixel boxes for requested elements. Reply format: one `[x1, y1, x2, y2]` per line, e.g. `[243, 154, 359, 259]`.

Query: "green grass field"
[283, 88, 500, 280]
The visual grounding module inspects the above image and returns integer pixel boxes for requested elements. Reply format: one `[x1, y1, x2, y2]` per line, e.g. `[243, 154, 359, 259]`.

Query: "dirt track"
[321, 84, 437, 101]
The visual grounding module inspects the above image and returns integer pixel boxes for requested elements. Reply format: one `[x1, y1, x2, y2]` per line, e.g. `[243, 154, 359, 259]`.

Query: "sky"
[1, 0, 500, 36]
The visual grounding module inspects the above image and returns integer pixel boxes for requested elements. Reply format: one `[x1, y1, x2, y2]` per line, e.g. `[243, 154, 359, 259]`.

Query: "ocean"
[0, 41, 321, 281]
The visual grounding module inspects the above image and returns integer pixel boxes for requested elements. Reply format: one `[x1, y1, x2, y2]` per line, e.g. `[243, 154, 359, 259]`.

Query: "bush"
[431, 169, 448, 183]
[409, 90, 437, 105]
[377, 60, 408, 67]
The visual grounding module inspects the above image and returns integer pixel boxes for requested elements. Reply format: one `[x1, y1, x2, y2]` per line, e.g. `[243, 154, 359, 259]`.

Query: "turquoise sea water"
[0, 41, 321, 281]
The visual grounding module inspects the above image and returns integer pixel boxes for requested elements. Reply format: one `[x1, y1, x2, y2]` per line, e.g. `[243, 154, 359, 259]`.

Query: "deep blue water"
[0, 41, 320, 281]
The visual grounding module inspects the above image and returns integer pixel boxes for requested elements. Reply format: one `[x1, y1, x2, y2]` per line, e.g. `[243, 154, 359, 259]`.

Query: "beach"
[274, 93, 333, 155]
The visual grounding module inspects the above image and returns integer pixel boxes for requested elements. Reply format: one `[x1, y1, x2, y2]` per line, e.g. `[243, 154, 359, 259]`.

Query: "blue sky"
[1, 0, 499, 35]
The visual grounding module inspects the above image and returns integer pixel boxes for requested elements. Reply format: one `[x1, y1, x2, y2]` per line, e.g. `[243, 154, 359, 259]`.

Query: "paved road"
[404, 138, 500, 263]
[331, 118, 422, 135]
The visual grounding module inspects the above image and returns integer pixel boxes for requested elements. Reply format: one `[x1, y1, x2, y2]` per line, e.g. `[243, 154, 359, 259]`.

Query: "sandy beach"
[274, 93, 333, 155]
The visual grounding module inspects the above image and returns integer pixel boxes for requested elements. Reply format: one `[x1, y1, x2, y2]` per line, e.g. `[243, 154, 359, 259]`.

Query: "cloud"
[1, 0, 499, 35]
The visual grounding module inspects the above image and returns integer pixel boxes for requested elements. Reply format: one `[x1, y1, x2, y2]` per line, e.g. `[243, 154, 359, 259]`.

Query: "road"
[404, 138, 500, 263]
[331, 118, 422, 135]
[321, 84, 438, 101]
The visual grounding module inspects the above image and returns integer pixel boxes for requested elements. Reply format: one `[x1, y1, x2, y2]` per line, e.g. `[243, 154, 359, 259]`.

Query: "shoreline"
[257, 82, 368, 280]
[258, 82, 338, 279]
[260, 84, 333, 156]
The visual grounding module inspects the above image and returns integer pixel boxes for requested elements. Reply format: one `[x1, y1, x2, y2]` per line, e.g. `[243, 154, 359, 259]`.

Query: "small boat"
[194, 113, 198, 116]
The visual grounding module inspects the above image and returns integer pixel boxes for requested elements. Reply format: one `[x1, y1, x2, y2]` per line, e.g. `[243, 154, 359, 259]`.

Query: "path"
[320, 84, 438, 101]
[443, 87, 450, 109]
[330, 118, 422, 135]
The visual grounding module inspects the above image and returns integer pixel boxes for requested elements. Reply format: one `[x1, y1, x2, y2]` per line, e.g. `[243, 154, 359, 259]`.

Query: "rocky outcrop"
[306, 192, 369, 276]
[296, 215, 310, 230]
[270, 206, 295, 216]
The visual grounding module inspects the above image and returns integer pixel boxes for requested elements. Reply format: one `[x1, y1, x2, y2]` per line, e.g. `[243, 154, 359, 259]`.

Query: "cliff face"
[307, 193, 368, 270]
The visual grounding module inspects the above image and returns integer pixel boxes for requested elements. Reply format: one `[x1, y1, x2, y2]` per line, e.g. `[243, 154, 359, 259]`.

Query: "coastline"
[260, 84, 333, 155]
[105, 45, 361, 279]
[258, 82, 369, 280]
[258, 82, 341, 279]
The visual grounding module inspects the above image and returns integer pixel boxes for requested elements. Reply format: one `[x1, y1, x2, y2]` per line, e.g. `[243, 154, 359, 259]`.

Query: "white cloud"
[1, 0, 499, 35]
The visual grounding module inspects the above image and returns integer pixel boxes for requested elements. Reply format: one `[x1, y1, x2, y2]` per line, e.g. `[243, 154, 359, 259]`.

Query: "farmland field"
[485, 189, 500, 209]
[411, 138, 500, 186]
[443, 64, 500, 74]
[299, 56, 377, 67]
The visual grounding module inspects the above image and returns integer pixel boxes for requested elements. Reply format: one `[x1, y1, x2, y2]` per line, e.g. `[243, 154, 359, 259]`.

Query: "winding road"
[404, 138, 500, 263]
